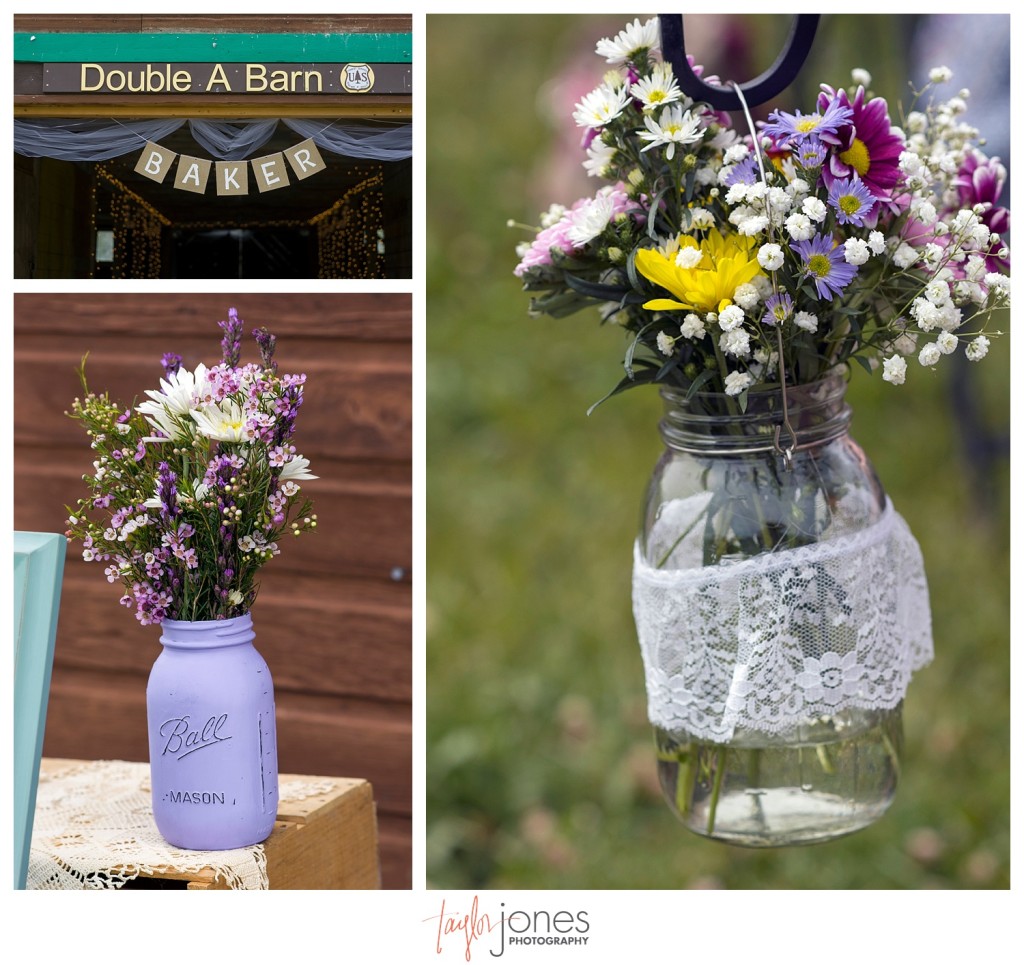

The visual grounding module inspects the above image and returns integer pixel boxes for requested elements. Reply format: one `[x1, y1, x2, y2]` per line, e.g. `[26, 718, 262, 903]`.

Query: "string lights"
[311, 168, 386, 278]
[96, 164, 169, 278]
[92, 160, 387, 277]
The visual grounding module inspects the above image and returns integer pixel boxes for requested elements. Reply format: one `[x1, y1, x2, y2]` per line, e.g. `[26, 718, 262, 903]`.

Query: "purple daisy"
[816, 85, 904, 206]
[761, 98, 853, 145]
[761, 292, 793, 326]
[827, 175, 877, 226]
[791, 234, 859, 301]
[794, 135, 828, 170]
[724, 155, 759, 187]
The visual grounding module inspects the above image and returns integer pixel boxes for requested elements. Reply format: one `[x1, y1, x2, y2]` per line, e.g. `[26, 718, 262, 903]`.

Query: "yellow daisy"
[635, 229, 764, 314]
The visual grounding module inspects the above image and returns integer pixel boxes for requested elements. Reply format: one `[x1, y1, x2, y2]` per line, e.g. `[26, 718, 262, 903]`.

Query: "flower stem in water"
[707, 747, 726, 835]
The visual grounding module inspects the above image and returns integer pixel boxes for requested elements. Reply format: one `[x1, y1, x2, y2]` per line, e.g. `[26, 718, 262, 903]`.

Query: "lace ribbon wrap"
[632, 498, 934, 742]
[27, 760, 347, 890]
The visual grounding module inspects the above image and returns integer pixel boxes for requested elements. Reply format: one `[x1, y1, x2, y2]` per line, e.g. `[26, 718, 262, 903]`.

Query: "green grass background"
[426, 13, 1010, 890]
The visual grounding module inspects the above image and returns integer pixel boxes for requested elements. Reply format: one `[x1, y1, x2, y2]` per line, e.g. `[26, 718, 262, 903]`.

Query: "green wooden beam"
[15, 32, 412, 64]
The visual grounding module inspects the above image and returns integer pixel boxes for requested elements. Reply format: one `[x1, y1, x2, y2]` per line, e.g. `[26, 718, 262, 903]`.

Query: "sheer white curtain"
[14, 117, 412, 161]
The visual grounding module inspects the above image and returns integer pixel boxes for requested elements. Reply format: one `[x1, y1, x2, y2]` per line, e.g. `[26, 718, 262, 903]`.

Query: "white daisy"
[136, 362, 209, 443]
[630, 63, 681, 110]
[595, 17, 660, 65]
[189, 399, 250, 443]
[572, 84, 631, 129]
[637, 104, 703, 161]
[279, 454, 319, 482]
[567, 194, 615, 245]
[583, 138, 616, 178]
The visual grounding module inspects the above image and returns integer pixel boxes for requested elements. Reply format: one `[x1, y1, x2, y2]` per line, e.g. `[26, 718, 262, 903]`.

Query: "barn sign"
[42, 62, 408, 95]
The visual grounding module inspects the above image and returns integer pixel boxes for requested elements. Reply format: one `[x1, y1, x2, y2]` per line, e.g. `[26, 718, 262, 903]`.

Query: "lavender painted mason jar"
[146, 613, 278, 850]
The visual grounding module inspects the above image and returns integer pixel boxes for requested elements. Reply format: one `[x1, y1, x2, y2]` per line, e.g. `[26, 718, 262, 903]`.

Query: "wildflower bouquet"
[513, 17, 1009, 409]
[65, 310, 317, 625]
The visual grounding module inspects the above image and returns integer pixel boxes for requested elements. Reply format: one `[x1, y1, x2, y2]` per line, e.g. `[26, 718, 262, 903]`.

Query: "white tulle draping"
[13, 118, 187, 161]
[282, 118, 411, 160]
[14, 117, 412, 162]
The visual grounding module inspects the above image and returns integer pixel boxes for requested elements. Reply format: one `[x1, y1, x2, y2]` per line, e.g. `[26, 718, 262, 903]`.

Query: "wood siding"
[13, 292, 412, 889]
[13, 15, 412, 34]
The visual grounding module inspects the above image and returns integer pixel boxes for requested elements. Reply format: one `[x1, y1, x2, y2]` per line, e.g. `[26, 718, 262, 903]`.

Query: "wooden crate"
[38, 759, 381, 890]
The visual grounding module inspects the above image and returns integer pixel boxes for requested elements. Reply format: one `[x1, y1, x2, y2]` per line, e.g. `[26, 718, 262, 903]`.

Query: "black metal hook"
[658, 14, 820, 110]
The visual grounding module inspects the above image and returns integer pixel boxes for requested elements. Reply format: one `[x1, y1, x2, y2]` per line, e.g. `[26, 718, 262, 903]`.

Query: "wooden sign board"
[43, 62, 411, 95]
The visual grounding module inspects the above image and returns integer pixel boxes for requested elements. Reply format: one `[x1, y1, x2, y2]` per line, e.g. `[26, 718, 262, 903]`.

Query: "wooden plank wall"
[13, 14, 413, 34]
[12, 292, 412, 889]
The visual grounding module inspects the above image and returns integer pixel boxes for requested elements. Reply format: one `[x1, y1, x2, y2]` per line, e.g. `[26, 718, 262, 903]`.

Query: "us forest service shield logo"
[341, 63, 375, 93]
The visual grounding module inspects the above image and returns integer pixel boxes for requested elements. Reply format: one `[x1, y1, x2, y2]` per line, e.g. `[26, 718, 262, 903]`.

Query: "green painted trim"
[15, 32, 412, 64]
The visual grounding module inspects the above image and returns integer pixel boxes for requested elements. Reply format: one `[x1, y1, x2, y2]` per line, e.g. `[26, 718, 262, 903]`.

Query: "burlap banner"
[134, 138, 326, 195]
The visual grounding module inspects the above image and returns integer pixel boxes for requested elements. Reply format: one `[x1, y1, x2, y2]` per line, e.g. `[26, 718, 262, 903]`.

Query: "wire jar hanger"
[658, 14, 821, 469]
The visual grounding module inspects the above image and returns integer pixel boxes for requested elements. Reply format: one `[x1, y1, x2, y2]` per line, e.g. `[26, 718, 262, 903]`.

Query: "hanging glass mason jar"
[147, 612, 279, 851]
[632, 372, 933, 846]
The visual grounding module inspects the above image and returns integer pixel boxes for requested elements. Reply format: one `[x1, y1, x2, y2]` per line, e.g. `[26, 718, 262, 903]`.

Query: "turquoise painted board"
[13, 532, 66, 890]
[14, 32, 412, 64]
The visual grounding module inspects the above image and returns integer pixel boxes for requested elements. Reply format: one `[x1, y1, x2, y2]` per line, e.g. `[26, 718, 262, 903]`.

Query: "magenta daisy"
[954, 151, 1010, 272]
[827, 176, 877, 226]
[791, 234, 859, 301]
[816, 85, 903, 206]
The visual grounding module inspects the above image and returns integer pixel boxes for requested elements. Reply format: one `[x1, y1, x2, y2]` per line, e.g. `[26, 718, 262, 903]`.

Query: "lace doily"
[632, 498, 933, 742]
[27, 760, 346, 890]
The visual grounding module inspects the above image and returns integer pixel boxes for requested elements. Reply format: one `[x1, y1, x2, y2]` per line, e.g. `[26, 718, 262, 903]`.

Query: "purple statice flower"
[156, 461, 180, 519]
[202, 452, 242, 490]
[817, 85, 904, 206]
[161, 352, 183, 378]
[791, 234, 859, 301]
[271, 384, 304, 446]
[761, 292, 794, 326]
[793, 135, 828, 170]
[762, 98, 853, 146]
[724, 156, 758, 187]
[827, 176, 877, 226]
[253, 327, 278, 372]
[219, 307, 244, 368]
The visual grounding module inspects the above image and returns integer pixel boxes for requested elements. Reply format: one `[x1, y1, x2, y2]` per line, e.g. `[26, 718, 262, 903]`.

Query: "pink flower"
[954, 151, 1010, 272]
[513, 183, 638, 277]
